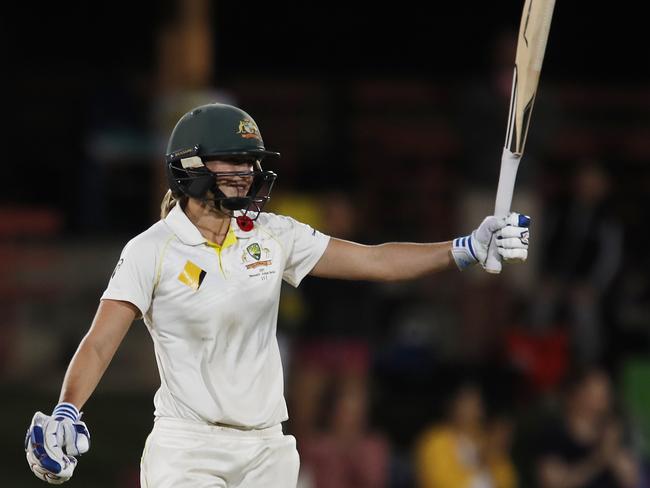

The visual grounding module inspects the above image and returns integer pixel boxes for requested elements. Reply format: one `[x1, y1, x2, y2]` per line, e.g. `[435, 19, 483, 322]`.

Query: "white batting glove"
[496, 213, 530, 263]
[452, 212, 530, 270]
[25, 403, 90, 484]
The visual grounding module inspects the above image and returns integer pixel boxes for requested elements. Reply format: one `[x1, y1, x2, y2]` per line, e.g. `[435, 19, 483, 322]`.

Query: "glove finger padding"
[498, 248, 528, 262]
[496, 237, 528, 249]
[505, 212, 531, 228]
[58, 419, 90, 456]
[25, 452, 74, 485]
[25, 453, 69, 485]
[26, 412, 78, 484]
[498, 225, 531, 240]
[497, 212, 530, 262]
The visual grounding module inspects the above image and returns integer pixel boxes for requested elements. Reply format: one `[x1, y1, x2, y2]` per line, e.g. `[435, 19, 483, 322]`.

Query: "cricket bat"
[485, 0, 557, 273]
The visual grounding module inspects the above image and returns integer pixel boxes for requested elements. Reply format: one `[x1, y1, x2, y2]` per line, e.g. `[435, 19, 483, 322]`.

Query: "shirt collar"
[206, 227, 238, 250]
[164, 203, 206, 245]
[164, 203, 254, 246]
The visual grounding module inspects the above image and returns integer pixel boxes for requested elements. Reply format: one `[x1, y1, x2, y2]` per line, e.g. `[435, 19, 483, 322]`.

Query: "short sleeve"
[282, 217, 330, 288]
[101, 236, 157, 316]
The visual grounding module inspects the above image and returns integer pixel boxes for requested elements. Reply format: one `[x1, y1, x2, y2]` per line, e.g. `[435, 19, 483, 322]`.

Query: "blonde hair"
[160, 190, 188, 219]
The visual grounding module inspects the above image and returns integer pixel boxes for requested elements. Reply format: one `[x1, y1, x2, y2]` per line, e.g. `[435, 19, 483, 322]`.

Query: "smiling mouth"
[220, 184, 249, 194]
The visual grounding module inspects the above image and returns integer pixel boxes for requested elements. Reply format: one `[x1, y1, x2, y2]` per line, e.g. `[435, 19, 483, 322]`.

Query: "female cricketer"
[25, 103, 530, 487]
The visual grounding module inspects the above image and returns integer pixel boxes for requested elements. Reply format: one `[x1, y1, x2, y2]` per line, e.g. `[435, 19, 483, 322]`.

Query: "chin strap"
[199, 197, 262, 233]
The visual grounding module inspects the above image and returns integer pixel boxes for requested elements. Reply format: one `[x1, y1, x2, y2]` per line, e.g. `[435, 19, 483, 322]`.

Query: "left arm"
[311, 238, 454, 281]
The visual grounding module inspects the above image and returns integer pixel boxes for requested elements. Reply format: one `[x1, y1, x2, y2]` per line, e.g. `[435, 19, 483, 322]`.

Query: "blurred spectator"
[505, 326, 569, 396]
[288, 191, 380, 440]
[532, 160, 623, 363]
[535, 367, 639, 488]
[299, 384, 390, 488]
[286, 191, 389, 486]
[415, 382, 517, 488]
[485, 414, 519, 488]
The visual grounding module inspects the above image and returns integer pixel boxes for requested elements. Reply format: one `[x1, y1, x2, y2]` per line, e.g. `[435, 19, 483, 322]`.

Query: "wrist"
[52, 402, 81, 422]
[451, 235, 478, 270]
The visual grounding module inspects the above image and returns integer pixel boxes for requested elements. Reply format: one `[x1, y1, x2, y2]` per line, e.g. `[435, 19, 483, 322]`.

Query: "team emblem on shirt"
[247, 243, 261, 260]
[237, 119, 262, 141]
[178, 260, 207, 291]
[242, 242, 272, 269]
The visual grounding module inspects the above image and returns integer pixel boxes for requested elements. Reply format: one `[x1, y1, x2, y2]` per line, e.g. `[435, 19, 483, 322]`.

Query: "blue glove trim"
[518, 214, 531, 227]
[452, 235, 478, 271]
[467, 236, 477, 261]
[31, 425, 62, 474]
[52, 403, 80, 422]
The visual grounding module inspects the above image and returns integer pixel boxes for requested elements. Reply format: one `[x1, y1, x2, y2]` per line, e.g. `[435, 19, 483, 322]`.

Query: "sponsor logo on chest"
[178, 260, 207, 290]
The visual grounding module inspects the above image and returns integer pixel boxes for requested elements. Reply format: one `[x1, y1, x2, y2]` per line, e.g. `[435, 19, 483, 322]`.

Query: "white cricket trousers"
[140, 417, 300, 488]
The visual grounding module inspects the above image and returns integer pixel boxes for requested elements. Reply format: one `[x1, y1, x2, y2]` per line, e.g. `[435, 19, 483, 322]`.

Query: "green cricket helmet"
[165, 103, 279, 217]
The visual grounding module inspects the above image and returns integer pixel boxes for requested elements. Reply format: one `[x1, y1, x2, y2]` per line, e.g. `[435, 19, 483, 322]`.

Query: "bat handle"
[485, 148, 521, 274]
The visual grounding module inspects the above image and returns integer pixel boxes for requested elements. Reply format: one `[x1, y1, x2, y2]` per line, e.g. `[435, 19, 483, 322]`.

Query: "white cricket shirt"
[101, 203, 330, 429]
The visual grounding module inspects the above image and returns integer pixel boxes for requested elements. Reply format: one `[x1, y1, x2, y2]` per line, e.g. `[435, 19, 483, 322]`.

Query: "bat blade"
[485, 0, 556, 274]
[505, 0, 556, 157]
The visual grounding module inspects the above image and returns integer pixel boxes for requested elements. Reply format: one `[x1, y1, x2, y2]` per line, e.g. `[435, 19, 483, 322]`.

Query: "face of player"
[204, 160, 255, 199]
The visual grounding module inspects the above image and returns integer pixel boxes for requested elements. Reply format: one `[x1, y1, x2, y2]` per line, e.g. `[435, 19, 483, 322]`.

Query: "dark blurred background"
[2, 1, 649, 487]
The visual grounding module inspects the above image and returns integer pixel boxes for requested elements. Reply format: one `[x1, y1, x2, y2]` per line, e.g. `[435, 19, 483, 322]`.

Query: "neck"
[184, 198, 231, 245]
[451, 420, 480, 438]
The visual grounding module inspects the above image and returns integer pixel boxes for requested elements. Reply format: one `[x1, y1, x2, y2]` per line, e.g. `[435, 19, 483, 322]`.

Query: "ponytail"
[160, 190, 187, 219]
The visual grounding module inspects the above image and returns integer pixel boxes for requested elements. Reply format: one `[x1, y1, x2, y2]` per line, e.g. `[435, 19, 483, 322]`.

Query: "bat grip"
[485, 148, 521, 274]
